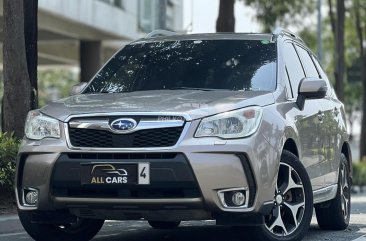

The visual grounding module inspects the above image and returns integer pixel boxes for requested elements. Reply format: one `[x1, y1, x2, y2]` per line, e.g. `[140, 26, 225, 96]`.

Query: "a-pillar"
[79, 40, 102, 82]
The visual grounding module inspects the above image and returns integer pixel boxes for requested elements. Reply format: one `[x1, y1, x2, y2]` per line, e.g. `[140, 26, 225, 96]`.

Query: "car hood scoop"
[41, 90, 275, 121]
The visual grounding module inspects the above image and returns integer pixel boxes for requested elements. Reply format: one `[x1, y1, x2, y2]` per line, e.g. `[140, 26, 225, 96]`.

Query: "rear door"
[283, 42, 324, 190]
[311, 55, 342, 186]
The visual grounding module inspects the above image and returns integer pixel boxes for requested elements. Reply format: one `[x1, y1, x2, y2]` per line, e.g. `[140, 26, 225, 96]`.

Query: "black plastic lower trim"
[236, 154, 257, 207]
[31, 210, 77, 224]
[51, 153, 201, 199]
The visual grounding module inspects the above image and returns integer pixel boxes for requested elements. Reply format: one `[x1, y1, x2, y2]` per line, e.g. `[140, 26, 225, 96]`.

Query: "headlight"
[25, 110, 61, 140]
[195, 107, 262, 139]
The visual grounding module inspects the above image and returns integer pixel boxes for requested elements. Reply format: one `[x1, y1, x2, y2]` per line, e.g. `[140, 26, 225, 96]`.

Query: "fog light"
[25, 190, 38, 205]
[232, 192, 245, 206]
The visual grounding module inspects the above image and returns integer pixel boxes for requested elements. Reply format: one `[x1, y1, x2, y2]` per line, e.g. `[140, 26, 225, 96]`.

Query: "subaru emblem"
[110, 118, 137, 132]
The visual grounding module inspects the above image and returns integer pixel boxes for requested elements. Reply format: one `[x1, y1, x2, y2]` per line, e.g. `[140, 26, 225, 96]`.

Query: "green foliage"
[353, 162, 366, 186]
[299, 27, 317, 53]
[38, 69, 78, 107]
[344, 82, 362, 110]
[0, 133, 20, 190]
[241, 0, 315, 32]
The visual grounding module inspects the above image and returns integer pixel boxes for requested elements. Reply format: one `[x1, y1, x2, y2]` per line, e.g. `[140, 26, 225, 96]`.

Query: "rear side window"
[311, 55, 332, 95]
[295, 45, 320, 78]
[283, 43, 305, 97]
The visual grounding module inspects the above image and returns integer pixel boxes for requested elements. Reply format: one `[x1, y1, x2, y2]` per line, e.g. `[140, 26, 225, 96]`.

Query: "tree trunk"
[24, 0, 38, 109]
[80, 41, 101, 83]
[328, 0, 345, 102]
[334, 0, 345, 102]
[3, 0, 32, 138]
[353, 0, 366, 161]
[361, 60, 366, 161]
[216, 0, 235, 32]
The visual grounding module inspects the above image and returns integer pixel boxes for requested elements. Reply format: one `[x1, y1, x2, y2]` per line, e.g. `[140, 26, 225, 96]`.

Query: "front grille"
[69, 127, 183, 148]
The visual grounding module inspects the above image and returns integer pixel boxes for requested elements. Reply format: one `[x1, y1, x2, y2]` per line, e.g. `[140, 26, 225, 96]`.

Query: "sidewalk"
[0, 214, 23, 235]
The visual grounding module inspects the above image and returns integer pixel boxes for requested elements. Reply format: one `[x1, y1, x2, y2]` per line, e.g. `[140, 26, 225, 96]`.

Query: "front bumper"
[16, 119, 280, 220]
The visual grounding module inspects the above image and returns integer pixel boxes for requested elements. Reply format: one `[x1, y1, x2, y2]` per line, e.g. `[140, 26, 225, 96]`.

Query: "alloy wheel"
[265, 162, 306, 236]
[339, 161, 350, 220]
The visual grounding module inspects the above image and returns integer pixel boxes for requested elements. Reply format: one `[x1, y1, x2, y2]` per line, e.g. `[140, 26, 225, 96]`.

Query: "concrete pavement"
[0, 193, 365, 241]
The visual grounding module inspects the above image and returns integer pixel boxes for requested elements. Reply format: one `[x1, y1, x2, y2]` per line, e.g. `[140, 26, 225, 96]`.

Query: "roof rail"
[145, 30, 177, 38]
[272, 27, 304, 43]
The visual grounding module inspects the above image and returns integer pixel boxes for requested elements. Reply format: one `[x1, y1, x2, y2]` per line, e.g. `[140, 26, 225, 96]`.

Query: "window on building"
[99, 0, 124, 10]
[166, 2, 175, 30]
[139, 0, 155, 32]
[138, 0, 177, 33]
[114, 0, 124, 9]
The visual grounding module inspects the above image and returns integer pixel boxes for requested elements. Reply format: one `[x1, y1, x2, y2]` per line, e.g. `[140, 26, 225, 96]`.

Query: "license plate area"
[81, 162, 150, 185]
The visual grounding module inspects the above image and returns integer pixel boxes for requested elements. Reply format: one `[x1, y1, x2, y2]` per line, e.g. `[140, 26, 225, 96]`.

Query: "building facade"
[0, 0, 184, 81]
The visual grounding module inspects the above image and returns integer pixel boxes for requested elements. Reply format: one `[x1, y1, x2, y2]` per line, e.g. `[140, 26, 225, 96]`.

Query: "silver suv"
[16, 29, 351, 241]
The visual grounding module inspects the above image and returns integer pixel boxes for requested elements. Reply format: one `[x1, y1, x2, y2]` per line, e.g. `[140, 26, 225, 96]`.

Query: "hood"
[41, 90, 275, 121]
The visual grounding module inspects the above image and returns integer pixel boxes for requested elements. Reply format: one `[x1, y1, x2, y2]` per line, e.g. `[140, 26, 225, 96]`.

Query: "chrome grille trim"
[69, 118, 185, 134]
[64, 112, 191, 151]
[64, 112, 192, 122]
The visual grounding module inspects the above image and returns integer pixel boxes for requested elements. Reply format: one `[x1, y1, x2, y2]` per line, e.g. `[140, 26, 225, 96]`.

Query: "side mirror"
[70, 82, 88, 95]
[296, 77, 328, 110]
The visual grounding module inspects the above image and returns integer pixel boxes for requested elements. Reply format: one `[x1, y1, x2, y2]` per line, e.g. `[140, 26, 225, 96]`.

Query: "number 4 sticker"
[138, 163, 150, 185]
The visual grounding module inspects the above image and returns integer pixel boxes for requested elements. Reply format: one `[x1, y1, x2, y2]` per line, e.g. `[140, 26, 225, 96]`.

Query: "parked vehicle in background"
[16, 29, 352, 241]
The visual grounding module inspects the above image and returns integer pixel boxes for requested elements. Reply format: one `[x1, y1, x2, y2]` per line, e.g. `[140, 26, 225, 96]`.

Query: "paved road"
[1, 193, 366, 241]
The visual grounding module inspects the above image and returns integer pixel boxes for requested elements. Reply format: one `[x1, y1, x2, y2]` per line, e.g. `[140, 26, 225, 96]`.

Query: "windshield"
[83, 39, 277, 93]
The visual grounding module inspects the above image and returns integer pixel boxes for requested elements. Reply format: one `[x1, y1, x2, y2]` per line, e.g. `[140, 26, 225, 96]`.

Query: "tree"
[2, 0, 38, 138]
[242, 0, 314, 32]
[38, 69, 78, 107]
[24, 0, 38, 109]
[216, 0, 235, 32]
[328, 0, 345, 102]
[352, 0, 366, 160]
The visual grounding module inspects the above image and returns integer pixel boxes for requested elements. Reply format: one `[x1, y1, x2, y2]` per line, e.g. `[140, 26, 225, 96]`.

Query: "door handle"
[317, 111, 325, 122]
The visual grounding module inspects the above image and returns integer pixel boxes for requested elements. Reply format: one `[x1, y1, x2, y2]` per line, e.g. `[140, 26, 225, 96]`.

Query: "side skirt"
[313, 184, 338, 205]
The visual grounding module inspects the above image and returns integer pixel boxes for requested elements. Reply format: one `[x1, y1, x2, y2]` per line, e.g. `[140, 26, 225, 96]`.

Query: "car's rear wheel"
[249, 151, 313, 241]
[18, 210, 104, 241]
[148, 220, 181, 229]
[315, 153, 351, 230]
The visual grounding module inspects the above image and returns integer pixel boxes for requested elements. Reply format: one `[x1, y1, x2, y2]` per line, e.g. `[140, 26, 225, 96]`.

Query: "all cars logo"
[90, 164, 128, 184]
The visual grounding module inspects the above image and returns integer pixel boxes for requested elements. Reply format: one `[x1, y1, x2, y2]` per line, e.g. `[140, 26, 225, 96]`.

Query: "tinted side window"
[295, 45, 319, 78]
[283, 43, 305, 97]
[311, 55, 332, 95]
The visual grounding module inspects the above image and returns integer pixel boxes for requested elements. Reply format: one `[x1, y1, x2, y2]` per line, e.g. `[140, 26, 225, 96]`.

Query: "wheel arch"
[341, 141, 352, 180]
[282, 138, 299, 157]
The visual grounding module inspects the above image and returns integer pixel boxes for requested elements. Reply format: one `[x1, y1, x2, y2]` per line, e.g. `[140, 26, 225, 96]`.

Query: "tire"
[148, 220, 181, 229]
[248, 150, 313, 241]
[315, 153, 351, 230]
[18, 210, 104, 241]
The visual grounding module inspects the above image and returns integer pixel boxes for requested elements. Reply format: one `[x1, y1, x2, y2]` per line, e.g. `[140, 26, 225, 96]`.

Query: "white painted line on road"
[0, 215, 18, 222]
[352, 195, 366, 203]
[0, 232, 26, 238]
[352, 235, 366, 241]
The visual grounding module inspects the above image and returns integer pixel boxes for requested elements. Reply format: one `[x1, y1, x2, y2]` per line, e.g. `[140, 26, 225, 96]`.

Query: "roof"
[132, 28, 305, 45]
[132, 32, 274, 44]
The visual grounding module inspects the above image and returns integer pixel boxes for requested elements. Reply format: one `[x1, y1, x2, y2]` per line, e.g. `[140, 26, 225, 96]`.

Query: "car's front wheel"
[18, 210, 104, 241]
[249, 151, 313, 241]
